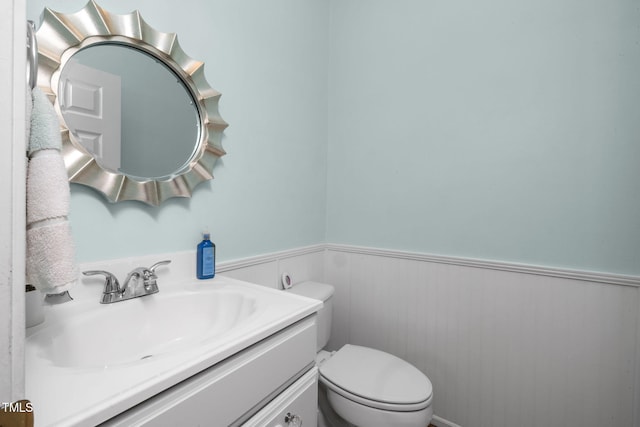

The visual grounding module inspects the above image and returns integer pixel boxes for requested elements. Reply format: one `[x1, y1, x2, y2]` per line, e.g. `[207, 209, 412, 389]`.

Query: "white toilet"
[287, 281, 433, 427]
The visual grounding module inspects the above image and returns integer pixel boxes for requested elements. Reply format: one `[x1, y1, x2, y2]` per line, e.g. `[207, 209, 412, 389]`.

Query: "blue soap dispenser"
[197, 230, 215, 280]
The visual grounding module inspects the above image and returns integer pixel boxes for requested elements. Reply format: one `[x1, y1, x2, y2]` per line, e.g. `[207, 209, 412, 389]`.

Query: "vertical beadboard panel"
[326, 249, 638, 427]
[325, 250, 352, 351]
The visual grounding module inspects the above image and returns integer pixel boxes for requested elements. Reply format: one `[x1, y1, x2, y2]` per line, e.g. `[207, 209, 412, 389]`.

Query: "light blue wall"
[28, 0, 329, 263]
[326, 0, 640, 275]
[28, 0, 640, 275]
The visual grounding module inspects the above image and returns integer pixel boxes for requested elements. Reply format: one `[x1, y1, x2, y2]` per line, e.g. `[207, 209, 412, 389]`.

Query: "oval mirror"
[35, 1, 228, 205]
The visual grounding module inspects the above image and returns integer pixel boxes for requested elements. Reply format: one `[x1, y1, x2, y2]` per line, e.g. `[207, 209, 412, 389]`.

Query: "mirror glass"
[35, 1, 228, 205]
[59, 44, 200, 180]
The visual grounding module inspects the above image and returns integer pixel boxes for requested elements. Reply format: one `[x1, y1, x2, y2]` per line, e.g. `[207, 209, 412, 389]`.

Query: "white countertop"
[25, 274, 321, 426]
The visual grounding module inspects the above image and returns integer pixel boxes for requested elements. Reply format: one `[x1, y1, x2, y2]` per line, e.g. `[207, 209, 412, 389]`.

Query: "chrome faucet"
[83, 260, 171, 304]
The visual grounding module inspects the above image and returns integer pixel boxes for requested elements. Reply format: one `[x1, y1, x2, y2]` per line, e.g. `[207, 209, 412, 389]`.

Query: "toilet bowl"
[287, 281, 433, 427]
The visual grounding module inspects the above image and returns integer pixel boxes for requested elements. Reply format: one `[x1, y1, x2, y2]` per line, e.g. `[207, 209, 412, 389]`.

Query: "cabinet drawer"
[242, 367, 318, 427]
[102, 315, 316, 426]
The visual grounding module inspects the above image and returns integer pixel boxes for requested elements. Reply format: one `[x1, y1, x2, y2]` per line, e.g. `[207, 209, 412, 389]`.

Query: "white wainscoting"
[218, 245, 326, 290]
[324, 244, 640, 427]
[112, 244, 638, 427]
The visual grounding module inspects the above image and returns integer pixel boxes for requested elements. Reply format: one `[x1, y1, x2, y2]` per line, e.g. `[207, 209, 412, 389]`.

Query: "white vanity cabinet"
[101, 315, 318, 427]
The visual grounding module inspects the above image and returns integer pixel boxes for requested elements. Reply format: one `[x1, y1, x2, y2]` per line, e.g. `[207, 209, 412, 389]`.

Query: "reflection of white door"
[58, 60, 121, 172]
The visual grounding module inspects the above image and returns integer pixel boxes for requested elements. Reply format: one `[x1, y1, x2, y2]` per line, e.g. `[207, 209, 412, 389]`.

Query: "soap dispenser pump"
[197, 230, 215, 280]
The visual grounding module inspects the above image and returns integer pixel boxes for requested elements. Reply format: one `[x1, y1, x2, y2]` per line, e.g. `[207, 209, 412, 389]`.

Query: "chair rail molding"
[325, 244, 640, 288]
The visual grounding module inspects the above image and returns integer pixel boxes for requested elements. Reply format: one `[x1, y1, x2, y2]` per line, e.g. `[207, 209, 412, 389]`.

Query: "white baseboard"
[432, 415, 463, 427]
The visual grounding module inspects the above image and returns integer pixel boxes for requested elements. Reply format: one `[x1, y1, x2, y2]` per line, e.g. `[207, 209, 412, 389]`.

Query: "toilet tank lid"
[319, 344, 432, 405]
[286, 281, 334, 301]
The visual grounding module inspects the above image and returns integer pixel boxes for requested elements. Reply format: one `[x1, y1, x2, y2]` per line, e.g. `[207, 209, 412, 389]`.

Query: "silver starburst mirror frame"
[35, 1, 227, 206]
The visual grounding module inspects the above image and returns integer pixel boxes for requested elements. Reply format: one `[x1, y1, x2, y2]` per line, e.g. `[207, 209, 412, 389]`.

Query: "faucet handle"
[139, 260, 171, 293]
[149, 260, 171, 274]
[83, 270, 120, 294]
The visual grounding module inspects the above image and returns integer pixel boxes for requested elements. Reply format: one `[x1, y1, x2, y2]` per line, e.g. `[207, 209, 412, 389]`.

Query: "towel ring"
[26, 20, 37, 89]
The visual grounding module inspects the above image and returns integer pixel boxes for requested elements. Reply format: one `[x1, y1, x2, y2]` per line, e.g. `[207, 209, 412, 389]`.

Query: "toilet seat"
[319, 344, 433, 412]
[321, 375, 433, 412]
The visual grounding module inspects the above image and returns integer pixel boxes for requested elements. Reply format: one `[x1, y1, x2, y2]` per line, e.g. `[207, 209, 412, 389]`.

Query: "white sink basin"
[25, 275, 321, 427]
[29, 290, 257, 368]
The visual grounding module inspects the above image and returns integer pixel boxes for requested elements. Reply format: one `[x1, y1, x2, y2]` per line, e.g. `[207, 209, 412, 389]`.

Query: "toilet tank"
[286, 281, 334, 352]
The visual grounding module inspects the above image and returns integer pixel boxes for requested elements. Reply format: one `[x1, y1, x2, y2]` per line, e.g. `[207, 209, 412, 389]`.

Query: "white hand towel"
[26, 150, 70, 224]
[29, 88, 62, 155]
[26, 87, 78, 294]
[26, 221, 77, 294]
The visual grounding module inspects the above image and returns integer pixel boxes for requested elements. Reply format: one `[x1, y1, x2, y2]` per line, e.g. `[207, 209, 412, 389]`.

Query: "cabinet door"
[243, 367, 318, 427]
